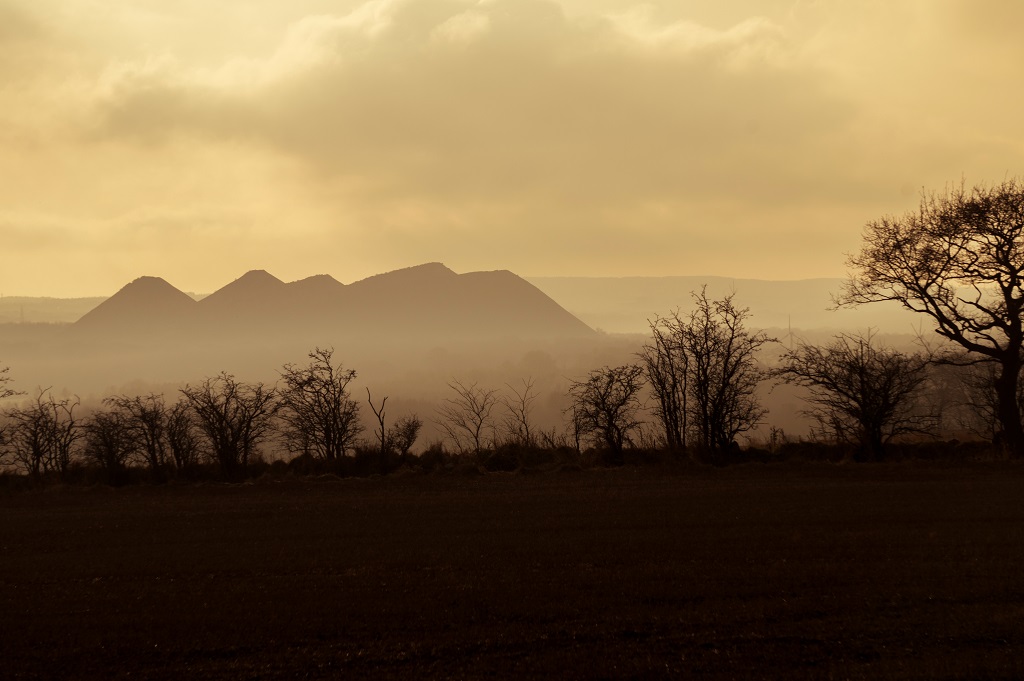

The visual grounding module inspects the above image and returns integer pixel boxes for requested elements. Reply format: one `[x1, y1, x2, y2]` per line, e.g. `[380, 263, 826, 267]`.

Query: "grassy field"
[3, 463, 1024, 679]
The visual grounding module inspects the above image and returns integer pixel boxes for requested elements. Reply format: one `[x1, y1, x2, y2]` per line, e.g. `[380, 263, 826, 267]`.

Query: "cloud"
[91, 0, 849, 210]
[0, 1, 40, 44]
[4, 0, 1024, 295]
[432, 7, 491, 45]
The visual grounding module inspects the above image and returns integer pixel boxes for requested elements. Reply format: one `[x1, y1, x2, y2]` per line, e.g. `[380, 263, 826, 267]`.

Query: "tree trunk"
[994, 358, 1024, 458]
[864, 426, 884, 462]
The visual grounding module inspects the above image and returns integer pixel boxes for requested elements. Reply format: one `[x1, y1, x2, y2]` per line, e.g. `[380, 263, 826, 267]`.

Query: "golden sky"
[2, 0, 1022, 296]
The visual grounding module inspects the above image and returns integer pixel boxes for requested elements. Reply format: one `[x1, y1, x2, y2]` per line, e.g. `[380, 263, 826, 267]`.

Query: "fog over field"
[0, 264, 929, 444]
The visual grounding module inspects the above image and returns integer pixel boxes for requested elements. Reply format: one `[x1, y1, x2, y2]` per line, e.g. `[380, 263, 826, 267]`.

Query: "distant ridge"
[73, 264, 596, 341]
[197, 270, 288, 312]
[288, 274, 345, 296]
[348, 262, 457, 289]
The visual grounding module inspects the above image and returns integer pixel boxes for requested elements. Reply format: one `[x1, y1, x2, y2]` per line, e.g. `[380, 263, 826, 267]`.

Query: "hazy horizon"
[0, 264, 854, 300]
[3, 1, 1023, 296]
[0, 264, 927, 339]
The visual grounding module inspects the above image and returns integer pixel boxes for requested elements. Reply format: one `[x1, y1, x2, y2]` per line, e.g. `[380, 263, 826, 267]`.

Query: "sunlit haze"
[2, 0, 1022, 296]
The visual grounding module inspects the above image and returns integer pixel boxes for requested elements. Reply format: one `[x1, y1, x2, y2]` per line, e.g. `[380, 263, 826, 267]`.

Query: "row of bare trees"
[569, 178, 1024, 462]
[431, 295, 939, 465]
[0, 333, 1019, 480]
[0, 348, 423, 481]
[565, 322, 1011, 464]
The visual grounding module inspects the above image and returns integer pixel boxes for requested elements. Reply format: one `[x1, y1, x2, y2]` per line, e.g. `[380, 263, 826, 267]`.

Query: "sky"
[2, 0, 1023, 297]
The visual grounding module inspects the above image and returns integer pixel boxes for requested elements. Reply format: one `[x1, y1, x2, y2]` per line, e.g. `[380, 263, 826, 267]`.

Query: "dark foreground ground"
[3, 463, 1024, 680]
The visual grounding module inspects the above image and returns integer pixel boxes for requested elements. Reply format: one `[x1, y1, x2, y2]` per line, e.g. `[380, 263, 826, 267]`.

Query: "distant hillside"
[527, 276, 924, 335]
[76, 276, 199, 331]
[0, 296, 105, 324]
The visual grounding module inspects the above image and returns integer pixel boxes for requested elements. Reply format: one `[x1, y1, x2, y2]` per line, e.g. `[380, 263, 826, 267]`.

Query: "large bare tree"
[841, 179, 1024, 456]
[180, 373, 277, 478]
[4, 389, 81, 479]
[683, 288, 773, 461]
[83, 408, 139, 484]
[278, 348, 362, 461]
[567, 364, 645, 464]
[776, 332, 933, 460]
[106, 394, 170, 479]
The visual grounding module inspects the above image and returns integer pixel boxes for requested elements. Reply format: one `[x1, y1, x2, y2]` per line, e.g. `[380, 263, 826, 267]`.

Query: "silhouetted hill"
[194, 270, 291, 329]
[341, 264, 594, 338]
[288, 274, 346, 297]
[75, 276, 197, 332]
[346, 262, 457, 296]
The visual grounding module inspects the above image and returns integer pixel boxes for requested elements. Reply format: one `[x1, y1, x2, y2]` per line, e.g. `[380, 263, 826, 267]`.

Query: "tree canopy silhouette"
[841, 179, 1024, 456]
[776, 332, 933, 460]
[567, 364, 645, 464]
[278, 348, 362, 461]
[180, 373, 277, 478]
[681, 289, 772, 461]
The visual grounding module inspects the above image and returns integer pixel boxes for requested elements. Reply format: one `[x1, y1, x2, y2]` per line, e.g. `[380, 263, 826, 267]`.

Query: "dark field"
[3, 464, 1024, 679]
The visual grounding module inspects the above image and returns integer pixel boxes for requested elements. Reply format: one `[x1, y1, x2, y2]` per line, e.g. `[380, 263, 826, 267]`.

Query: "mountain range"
[1, 269, 926, 336]
[74, 263, 596, 341]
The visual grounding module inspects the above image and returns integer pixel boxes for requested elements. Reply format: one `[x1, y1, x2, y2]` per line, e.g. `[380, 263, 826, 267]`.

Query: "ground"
[2, 463, 1024, 679]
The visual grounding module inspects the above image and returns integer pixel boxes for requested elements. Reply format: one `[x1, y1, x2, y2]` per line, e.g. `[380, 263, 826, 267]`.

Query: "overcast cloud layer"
[2, 0, 1023, 296]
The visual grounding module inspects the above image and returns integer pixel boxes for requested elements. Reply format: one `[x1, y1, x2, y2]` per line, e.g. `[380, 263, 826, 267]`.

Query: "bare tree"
[106, 394, 169, 479]
[366, 388, 422, 466]
[166, 398, 204, 471]
[639, 313, 688, 453]
[501, 378, 537, 448]
[388, 415, 422, 460]
[180, 373, 277, 478]
[562, 403, 585, 456]
[49, 395, 81, 478]
[840, 179, 1024, 456]
[278, 348, 361, 461]
[83, 408, 138, 484]
[684, 288, 773, 461]
[567, 364, 645, 464]
[4, 389, 81, 479]
[0, 363, 23, 462]
[435, 380, 499, 458]
[776, 332, 934, 460]
[367, 388, 389, 468]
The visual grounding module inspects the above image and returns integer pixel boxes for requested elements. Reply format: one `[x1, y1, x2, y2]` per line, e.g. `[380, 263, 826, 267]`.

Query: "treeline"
[0, 299, 1010, 488]
[0, 348, 427, 485]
